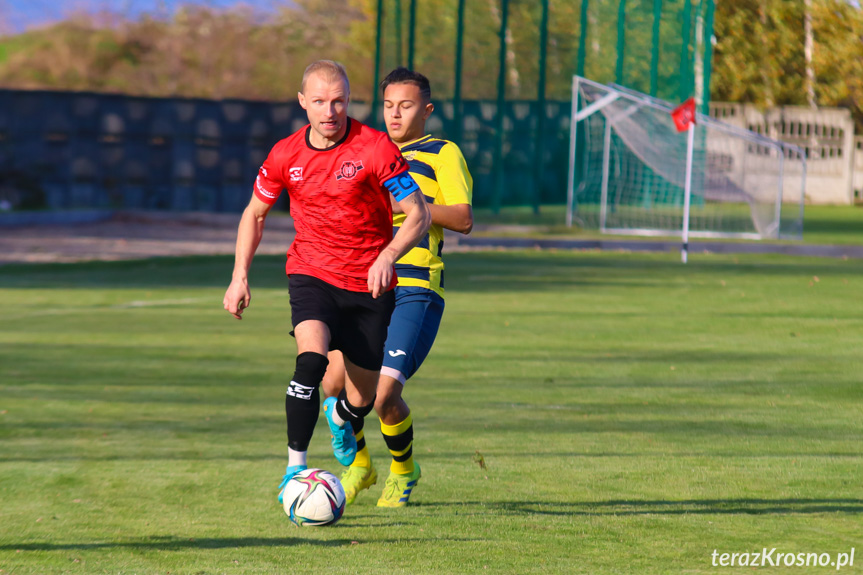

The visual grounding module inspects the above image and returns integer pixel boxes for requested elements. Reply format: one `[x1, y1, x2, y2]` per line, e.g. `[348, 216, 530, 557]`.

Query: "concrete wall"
[854, 137, 863, 203]
[710, 102, 859, 205]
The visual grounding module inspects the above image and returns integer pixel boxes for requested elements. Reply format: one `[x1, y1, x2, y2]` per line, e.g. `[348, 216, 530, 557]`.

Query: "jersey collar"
[398, 134, 433, 152]
[305, 118, 353, 151]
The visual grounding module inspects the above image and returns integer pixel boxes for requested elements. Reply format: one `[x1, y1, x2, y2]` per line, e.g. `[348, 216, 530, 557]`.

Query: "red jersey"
[254, 118, 415, 292]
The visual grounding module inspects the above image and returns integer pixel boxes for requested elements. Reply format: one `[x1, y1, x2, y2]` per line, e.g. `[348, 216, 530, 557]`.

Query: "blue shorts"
[380, 286, 445, 384]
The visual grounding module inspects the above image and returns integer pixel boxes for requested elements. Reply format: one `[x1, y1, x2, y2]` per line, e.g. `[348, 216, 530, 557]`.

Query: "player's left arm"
[368, 173, 431, 298]
[392, 196, 472, 234]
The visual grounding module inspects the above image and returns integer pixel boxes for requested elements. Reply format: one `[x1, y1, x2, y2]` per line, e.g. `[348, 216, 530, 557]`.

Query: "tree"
[711, 0, 863, 126]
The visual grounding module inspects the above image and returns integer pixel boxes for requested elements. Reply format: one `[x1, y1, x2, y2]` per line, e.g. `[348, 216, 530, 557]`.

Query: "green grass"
[1, 252, 862, 574]
[796, 205, 863, 245]
[474, 204, 863, 246]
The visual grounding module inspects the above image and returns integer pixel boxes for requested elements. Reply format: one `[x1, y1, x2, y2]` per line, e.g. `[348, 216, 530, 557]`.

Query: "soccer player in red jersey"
[222, 60, 431, 504]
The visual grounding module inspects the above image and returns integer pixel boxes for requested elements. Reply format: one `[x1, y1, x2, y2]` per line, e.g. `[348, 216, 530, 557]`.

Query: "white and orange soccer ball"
[281, 468, 346, 527]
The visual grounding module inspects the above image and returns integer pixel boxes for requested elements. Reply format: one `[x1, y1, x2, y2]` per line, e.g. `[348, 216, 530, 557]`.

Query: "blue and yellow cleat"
[277, 464, 307, 504]
[322, 396, 357, 466]
[377, 463, 421, 508]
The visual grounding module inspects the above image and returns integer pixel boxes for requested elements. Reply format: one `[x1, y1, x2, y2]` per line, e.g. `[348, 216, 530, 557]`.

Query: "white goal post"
[566, 77, 807, 258]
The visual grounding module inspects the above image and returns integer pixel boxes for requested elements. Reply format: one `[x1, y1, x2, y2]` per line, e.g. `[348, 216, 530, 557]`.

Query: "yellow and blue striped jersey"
[393, 135, 473, 298]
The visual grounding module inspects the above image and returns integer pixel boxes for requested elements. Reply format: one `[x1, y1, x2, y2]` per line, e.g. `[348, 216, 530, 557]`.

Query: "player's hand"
[223, 278, 251, 320]
[367, 250, 396, 299]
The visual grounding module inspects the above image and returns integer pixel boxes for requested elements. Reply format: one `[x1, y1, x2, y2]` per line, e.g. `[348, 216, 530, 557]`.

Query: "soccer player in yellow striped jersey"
[322, 67, 473, 507]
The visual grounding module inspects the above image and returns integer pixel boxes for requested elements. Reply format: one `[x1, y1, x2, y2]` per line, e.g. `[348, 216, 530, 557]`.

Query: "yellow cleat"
[341, 464, 378, 505]
[376, 463, 422, 508]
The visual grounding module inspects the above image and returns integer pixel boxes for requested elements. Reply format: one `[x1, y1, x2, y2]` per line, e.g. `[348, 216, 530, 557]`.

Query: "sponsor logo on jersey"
[255, 176, 277, 199]
[335, 160, 364, 180]
[388, 154, 407, 174]
[289, 167, 303, 182]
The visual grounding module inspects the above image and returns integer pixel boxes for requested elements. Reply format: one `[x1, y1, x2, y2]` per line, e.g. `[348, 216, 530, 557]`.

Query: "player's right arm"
[369, 178, 431, 298]
[223, 195, 273, 319]
[224, 150, 284, 320]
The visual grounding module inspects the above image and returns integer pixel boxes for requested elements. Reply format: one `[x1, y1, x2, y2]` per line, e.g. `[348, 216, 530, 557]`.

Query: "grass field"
[474, 204, 863, 246]
[1, 251, 862, 574]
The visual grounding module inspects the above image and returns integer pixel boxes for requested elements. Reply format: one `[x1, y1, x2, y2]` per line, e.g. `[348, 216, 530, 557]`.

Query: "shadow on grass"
[803, 215, 863, 241]
[3, 450, 862, 463]
[5, 414, 856, 442]
[0, 533, 479, 552]
[2, 252, 862, 292]
[0, 536, 346, 551]
[419, 498, 863, 516]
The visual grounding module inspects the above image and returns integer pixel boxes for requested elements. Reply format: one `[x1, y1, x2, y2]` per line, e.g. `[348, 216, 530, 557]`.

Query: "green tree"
[711, 0, 863, 125]
[811, 0, 863, 119]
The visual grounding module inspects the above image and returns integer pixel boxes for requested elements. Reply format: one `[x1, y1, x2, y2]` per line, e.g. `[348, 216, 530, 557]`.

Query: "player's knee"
[335, 389, 375, 423]
[321, 351, 345, 396]
[374, 385, 401, 413]
[375, 373, 404, 409]
[320, 367, 344, 399]
[287, 352, 329, 401]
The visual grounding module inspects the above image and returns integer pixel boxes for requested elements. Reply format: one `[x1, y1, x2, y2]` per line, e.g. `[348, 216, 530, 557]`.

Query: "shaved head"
[301, 60, 350, 94]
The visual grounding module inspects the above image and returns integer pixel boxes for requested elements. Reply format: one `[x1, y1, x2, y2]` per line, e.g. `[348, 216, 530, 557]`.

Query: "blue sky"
[1, 0, 288, 33]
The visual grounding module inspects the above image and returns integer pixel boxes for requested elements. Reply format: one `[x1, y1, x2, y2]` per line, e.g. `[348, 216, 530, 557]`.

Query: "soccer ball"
[282, 468, 346, 527]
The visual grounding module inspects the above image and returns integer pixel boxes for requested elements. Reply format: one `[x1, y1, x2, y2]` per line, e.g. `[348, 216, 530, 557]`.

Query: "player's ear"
[297, 91, 307, 110]
[423, 102, 434, 120]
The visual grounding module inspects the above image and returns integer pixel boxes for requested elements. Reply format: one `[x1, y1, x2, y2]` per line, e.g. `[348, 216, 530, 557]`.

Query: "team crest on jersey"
[403, 151, 416, 161]
[335, 160, 364, 180]
[289, 167, 303, 182]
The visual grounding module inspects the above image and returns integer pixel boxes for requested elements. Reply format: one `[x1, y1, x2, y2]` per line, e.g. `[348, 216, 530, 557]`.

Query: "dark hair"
[380, 67, 431, 101]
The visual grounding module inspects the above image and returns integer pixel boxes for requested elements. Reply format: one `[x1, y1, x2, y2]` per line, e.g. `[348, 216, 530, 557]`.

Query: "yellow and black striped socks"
[350, 416, 372, 469]
[380, 413, 414, 475]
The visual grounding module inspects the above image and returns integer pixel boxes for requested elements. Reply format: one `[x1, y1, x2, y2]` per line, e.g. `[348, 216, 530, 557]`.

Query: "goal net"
[566, 77, 806, 240]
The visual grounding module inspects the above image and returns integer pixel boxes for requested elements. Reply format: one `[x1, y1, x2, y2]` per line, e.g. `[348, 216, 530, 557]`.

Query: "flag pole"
[681, 121, 695, 264]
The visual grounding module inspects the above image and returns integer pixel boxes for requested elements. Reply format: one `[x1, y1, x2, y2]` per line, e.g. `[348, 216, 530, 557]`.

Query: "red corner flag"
[670, 97, 697, 132]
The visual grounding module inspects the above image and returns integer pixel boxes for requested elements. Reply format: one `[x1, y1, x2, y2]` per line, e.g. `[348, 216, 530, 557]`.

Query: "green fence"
[367, 0, 715, 212]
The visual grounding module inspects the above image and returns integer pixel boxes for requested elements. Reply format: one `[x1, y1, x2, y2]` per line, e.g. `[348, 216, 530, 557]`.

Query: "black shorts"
[288, 274, 395, 371]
